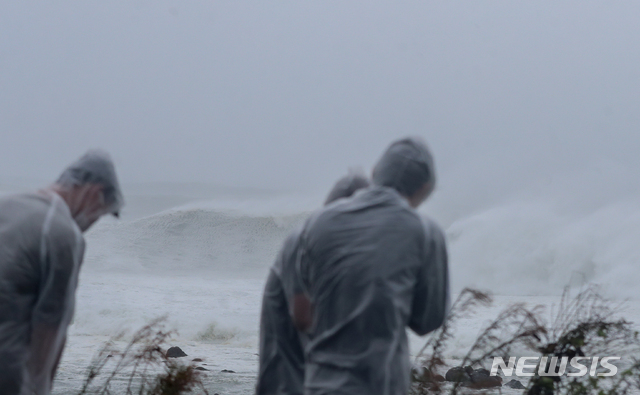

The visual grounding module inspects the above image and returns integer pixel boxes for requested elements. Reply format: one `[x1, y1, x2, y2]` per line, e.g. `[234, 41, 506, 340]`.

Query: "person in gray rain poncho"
[257, 171, 370, 395]
[0, 150, 124, 395]
[296, 137, 449, 395]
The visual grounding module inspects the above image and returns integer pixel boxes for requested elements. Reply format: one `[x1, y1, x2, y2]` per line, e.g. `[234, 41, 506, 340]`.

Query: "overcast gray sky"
[1, 1, 639, 201]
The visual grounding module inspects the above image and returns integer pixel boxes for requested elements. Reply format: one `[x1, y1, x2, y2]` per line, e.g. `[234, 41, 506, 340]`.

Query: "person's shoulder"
[284, 225, 303, 243]
[0, 192, 48, 211]
[48, 212, 78, 238]
[418, 215, 446, 243]
[306, 186, 423, 231]
[306, 186, 379, 223]
[0, 193, 54, 226]
[271, 225, 303, 272]
[44, 196, 83, 247]
[300, 204, 329, 233]
[281, 226, 303, 256]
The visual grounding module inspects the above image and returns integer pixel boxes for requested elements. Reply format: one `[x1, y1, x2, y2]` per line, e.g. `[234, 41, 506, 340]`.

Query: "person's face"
[72, 184, 109, 232]
[407, 182, 434, 208]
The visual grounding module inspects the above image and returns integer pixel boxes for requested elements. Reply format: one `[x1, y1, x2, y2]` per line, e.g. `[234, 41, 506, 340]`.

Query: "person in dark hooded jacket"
[295, 137, 449, 395]
[256, 171, 370, 395]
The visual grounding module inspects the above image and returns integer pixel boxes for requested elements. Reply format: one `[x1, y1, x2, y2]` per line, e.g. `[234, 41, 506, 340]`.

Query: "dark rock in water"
[465, 368, 502, 389]
[474, 368, 491, 376]
[166, 346, 188, 358]
[505, 379, 526, 389]
[192, 358, 203, 362]
[221, 369, 236, 373]
[195, 366, 209, 371]
[445, 366, 471, 383]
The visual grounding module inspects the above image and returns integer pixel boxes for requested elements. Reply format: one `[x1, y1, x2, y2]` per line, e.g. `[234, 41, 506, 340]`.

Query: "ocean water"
[2, 182, 638, 394]
[46, 186, 313, 394]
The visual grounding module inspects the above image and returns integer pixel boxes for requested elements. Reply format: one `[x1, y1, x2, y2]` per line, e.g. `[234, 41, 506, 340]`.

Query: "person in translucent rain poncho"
[0, 150, 124, 395]
[256, 171, 370, 395]
[295, 137, 449, 395]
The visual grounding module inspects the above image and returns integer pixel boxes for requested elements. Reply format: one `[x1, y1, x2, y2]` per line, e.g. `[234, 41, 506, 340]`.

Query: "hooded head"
[372, 137, 436, 208]
[54, 149, 124, 231]
[324, 170, 370, 205]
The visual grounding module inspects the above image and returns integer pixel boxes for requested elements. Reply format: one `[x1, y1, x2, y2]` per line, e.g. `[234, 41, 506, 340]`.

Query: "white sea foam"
[70, 188, 640, 343]
[83, 205, 308, 276]
[447, 199, 640, 299]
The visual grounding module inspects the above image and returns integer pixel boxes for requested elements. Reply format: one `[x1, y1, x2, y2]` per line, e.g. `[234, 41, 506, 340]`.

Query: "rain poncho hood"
[372, 137, 435, 197]
[56, 149, 124, 217]
[296, 138, 448, 395]
[257, 173, 370, 395]
[0, 192, 85, 394]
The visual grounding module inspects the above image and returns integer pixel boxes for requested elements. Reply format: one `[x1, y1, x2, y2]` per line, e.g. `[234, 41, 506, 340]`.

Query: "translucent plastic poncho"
[0, 192, 85, 395]
[257, 173, 370, 395]
[0, 149, 122, 394]
[257, 230, 306, 395]
[297, 138, 449, 395]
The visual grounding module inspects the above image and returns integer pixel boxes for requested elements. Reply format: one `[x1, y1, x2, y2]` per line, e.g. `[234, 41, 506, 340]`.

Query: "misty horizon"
[2, 1, 639, 207]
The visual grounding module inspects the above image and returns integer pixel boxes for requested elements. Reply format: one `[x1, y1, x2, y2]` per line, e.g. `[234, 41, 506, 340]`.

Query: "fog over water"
[3, 1, 640, 298]
[2, 1, 639, 193]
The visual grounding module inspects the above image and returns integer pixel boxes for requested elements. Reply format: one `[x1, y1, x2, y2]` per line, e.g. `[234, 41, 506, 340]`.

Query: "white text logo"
[490, 357, 620, 377]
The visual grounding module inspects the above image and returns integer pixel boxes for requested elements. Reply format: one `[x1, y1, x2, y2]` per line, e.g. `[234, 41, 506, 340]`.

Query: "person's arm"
[291, 293, 313, 332]
[51, 335, 67, 381]
[408, 220, 450, 336]
[291, 229, 315, 333]
[28, 222, 83, 391]
[28, 324, 66, 384]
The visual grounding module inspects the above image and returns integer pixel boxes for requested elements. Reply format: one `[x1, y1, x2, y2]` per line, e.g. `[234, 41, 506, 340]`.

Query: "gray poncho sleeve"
[27, 193, 85, 395]
[32, 211, 84, 325]
[408, 217, 449, 335]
